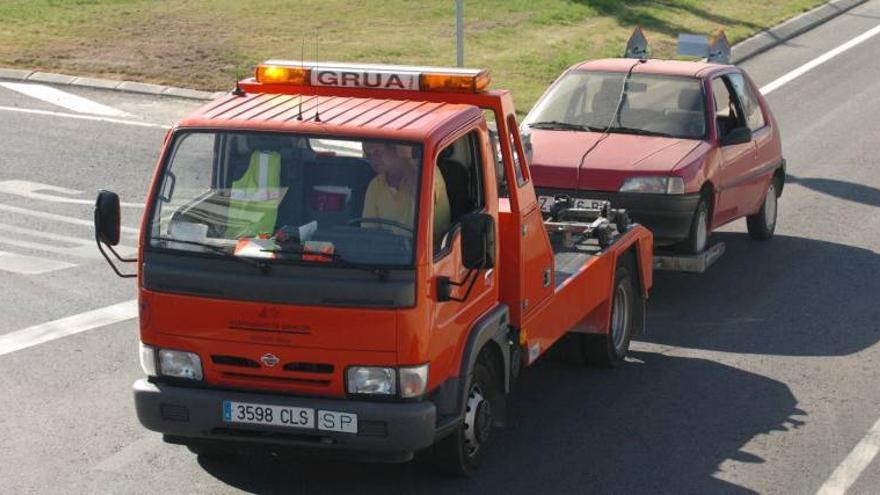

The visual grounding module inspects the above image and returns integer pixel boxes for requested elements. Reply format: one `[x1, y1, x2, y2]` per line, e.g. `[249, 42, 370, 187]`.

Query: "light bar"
[254, 60, 490, 93]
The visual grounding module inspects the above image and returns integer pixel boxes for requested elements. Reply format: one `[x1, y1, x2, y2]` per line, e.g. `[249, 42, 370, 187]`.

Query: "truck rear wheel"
[585, 264, 637, 368]
[434, 353, 497, 477]
[747, 179, 779, 240]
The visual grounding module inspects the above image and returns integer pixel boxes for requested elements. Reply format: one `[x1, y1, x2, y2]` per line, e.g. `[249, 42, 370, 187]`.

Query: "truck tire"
[679, 198, 710, 254]
[434, 353, 497, 477]
[746, 179, 778, 240]
[585, 264, 637, 368]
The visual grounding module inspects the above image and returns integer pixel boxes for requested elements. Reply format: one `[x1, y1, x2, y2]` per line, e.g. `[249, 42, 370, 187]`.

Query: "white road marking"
[761, 23, 880, 95]
[816, 416, 880, 495]
[94, 434, 163, 472]
[0, 221, 135, 259]
[0, 82, 132, 117]
[0, 104, 169, 129]
[0, 299, 137, 356]
[0, 203, 139, 234]
[0, 180, 143, 208]
[0, 250, 74, 274]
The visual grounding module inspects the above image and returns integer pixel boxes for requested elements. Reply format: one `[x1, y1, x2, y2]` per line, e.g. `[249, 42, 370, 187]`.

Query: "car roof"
[574, 58, 730, 78]
[176, 92, 482, 142]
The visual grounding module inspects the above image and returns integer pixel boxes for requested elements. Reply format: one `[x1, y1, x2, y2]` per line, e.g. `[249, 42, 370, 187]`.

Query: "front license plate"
[317, 410, 358, 434]
[539, 195, 606, 213]
[222, 401, 315, 429]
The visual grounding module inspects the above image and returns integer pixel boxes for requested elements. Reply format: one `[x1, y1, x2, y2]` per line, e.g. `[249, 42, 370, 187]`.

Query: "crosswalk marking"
[0, 203, 139, 234]
[0, 250, 75, 275]
[0, 180, 143, 208]
[0, 82, 132, 117]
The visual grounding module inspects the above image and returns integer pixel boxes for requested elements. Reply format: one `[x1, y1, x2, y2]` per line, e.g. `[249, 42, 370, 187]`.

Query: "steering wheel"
[347, 217, 414, 235]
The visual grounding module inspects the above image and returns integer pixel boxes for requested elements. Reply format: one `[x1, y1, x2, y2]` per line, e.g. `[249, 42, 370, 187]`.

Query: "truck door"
[431, 129, 498, 362]
[712, 74, 757, 225]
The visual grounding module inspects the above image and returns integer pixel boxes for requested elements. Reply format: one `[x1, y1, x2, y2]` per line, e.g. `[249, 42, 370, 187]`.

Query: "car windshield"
[148, 131, 423, 267]
[524, 71, 707, 139]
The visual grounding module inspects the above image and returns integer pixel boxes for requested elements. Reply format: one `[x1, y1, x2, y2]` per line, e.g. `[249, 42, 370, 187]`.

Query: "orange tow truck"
[94, 61, 653, 475]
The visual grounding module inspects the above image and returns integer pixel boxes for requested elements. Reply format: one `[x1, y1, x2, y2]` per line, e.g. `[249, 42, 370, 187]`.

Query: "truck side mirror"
[95, 190, 121, 246]
[460, 212, 495, 270]
[720, 125, 752, 146]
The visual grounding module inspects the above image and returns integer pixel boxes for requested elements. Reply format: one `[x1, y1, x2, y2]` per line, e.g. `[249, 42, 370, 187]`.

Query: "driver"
[361, 142, 450, 243]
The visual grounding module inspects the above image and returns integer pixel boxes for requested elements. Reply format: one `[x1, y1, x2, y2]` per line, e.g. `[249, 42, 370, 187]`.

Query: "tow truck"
[94, 60, 653, 475]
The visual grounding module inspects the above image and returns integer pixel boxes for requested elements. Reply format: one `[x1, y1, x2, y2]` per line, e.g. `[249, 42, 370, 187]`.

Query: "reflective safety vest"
[226, 151, 282, 238]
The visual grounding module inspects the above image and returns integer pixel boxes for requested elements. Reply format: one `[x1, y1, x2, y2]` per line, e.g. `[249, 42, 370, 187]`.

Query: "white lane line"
[94, 434, 163, 472]
[0, 82, 132, 117]
[0, 104, 169, 130]
[0, 300, 137, 356]
[761, 23, 880, 95]
[0, 180, 143, 208]
[0, 203, 139, 234]
[0, 250, 75, 275]
[817, 416, 880, 495]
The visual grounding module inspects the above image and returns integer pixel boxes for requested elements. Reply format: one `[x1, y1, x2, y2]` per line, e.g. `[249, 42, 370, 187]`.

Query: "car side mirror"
[721, 126, 752, 146]
[460, 212, 495, 270]
[94, 190, 121, 246]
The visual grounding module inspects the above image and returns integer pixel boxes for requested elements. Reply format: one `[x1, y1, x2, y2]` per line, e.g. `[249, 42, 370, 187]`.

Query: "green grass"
[0, 0, 825, 111]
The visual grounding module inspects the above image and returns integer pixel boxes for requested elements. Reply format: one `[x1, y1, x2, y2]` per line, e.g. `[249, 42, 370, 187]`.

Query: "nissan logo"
[260, 353, 280, 368]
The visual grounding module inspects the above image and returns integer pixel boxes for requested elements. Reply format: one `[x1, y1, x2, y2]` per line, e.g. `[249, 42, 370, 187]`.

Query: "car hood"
[528, 130, 701, 191]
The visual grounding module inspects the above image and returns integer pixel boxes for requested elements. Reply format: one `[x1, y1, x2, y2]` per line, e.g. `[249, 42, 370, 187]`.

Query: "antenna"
[297, 37, 304, 120]
[314, 34, 321, 122]
[232, 68, 245, 96]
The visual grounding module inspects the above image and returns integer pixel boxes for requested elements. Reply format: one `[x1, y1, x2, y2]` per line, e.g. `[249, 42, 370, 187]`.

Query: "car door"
[711, 73, 757, 226]
[728, 71, 776, 214]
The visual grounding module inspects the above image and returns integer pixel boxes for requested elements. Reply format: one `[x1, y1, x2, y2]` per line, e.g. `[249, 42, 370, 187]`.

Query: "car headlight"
[347, 367, 395, 395]
[158, 349, 203, 380]
[139, 343, 157, 377]
[399, 364, 429, 398]
[619, 176, 685, 194]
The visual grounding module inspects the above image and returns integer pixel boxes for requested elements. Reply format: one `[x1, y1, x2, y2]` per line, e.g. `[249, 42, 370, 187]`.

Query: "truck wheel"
[585, 264, 637, 368]
[679, 198, 710, 254]
[434, 355, 497, 477]
[746, 179, 778, 240]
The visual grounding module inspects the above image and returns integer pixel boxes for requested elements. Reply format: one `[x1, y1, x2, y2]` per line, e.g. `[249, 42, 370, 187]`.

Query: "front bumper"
[538, 188, 701, 245]
[134, 379, 437, 457]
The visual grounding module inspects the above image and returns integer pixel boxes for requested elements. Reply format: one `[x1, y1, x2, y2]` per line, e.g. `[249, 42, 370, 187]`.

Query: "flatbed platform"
[653, 242, 725, 273]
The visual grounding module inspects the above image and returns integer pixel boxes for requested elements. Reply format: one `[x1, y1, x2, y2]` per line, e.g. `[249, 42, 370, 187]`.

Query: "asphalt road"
[1, 2, 880, 493]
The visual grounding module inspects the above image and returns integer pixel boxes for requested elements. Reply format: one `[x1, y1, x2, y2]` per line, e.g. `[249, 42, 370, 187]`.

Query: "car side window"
[727, 73, 766, 132]
[434, 131, 486, 256]
[711, 76, 746, 138]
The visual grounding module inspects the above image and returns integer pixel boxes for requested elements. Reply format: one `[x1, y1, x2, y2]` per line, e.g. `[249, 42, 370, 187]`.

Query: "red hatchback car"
[524, 58, 784, 253]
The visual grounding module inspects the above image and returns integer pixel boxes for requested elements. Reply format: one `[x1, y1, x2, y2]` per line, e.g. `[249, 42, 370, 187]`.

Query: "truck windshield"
[147, 131, 423, 267]
[524, 71, 706, 139]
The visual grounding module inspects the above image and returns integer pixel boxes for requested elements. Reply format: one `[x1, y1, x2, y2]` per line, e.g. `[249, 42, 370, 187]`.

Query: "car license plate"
[223, 401, 315, 429]
[539, 195, 606, 213]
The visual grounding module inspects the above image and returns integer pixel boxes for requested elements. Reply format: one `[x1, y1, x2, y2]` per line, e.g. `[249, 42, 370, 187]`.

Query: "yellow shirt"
[362, 167, 451, 244]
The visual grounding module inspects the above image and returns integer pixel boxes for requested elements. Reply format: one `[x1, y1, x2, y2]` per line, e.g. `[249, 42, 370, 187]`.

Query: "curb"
[0, 0, 869, 101]
[731, 0, 869, 63]
[0, 68, 225, 101]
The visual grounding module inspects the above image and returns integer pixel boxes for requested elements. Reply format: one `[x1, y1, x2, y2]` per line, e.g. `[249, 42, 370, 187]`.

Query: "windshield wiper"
[604, 126, 674, 138]
[263, 246, 391, 282]
[528, 121, 598, 132]
[152, 236, 271, 273]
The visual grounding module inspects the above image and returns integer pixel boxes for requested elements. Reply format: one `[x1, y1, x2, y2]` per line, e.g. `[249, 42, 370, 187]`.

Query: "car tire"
[584, 263, 638, 368]
[434, 353, 497, 477]
[679, 197, 710, 254]
[747, 179, 779, 240]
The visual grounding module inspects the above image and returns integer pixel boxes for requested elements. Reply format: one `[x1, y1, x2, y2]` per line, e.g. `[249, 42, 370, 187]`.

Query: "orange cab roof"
[574, 58, 726, 78]
[177, 92, 482, 141]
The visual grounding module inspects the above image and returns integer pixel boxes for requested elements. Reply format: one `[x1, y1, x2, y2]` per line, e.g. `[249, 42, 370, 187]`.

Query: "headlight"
[139, 343, 157, 377]
[347, 367, 395, 395]
[399, 364, 429, 398]
[619, 176, 685, 194]
[158, 349, 203, 380]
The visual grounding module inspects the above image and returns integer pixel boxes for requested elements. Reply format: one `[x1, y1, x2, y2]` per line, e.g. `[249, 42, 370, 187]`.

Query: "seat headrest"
[678, 88, 703, 112]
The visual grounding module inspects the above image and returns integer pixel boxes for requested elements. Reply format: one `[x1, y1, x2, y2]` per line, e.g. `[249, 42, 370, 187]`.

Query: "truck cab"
[94, 61, 653, 475]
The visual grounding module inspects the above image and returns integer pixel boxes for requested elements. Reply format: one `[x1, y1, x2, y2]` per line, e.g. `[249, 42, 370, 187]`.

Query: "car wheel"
[434, 354, 497, 477]
[747, 179, 778, 240]
[680, 198, 710, 254]
[585, 263, 638, 368]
